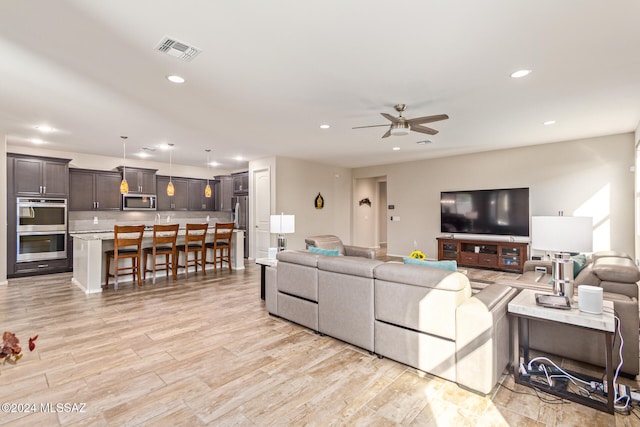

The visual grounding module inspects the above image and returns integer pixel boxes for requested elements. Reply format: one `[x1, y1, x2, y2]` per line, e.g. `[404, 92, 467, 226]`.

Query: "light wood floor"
[1, 263, 639, 426]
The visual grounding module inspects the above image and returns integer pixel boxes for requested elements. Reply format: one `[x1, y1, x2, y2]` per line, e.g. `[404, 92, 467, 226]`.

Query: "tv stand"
[437, 237, 528, 273]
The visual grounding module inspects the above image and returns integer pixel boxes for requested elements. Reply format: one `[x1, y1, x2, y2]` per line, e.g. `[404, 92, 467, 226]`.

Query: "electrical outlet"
[93, 216, 98, 225]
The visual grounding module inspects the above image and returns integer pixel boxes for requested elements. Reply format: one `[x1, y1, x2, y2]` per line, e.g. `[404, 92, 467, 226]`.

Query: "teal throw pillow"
[308, 246, 341, 256]
[403, 257, 458, 272]
[571, 254, 587, 276]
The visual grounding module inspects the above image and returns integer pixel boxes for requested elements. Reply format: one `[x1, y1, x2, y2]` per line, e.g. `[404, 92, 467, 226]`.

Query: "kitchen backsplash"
[69, 210, 233, 232]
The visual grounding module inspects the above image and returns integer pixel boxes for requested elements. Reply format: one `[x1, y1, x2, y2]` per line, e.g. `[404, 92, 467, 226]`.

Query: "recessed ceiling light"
[320, 124, 330, 129]
[135, 152, 151, 158]
[34, 125, 53, 132]
[510, 69, 532, 78]
[31, 138, 44, 144]
[543, 120, 556, 125]
[158, 143, 172, 150]
[392, 147, 400, 151]
[167, 75, 185, 84]
[209, 161, 220, 167]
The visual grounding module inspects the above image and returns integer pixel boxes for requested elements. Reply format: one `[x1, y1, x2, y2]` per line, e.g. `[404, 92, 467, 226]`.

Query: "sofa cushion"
[317, 256, 383, 278]
[305, 235, 346, 255]
[277, 249, 320, 267]
[403, 257, 458, 271]
[571, 254, 588, 276]
[308, 246, 341, 257]
[593, 256, 640, 283]
[374, 263, 470, 292]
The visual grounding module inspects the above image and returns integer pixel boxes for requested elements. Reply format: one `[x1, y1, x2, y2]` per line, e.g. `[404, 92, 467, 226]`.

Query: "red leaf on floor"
[29, 335, 39, 352]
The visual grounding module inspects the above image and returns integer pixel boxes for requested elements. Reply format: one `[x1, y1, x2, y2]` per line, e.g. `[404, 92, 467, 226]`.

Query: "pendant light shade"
[204, 149, 212, 198]
[120, 136, 129, 195]
[167, 143, 174, 196]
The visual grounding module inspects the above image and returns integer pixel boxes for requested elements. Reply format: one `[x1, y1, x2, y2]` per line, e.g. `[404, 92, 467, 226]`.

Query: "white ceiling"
[1, 1, 639, 170]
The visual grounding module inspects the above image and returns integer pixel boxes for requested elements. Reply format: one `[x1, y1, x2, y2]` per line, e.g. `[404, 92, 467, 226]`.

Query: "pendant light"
[119, 136, 129, 194]
[167, 143, 175, 196]
[204, 149, 212, 198]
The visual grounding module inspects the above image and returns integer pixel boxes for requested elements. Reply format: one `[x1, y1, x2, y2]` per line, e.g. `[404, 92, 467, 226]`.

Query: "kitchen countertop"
[71, 228, 244, 241]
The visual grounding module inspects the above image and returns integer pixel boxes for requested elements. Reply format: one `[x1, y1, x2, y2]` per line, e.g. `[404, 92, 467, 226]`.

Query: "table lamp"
[270, 213, 295, 252]
[531, 216, 593, 298]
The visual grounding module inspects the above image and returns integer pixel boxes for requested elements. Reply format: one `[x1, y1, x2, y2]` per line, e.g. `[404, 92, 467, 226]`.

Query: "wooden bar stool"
[206, 222, 234, 272]
[142, 224, 179, 284]
[176, 223, 208, 278]
[104, 225, 145, 290]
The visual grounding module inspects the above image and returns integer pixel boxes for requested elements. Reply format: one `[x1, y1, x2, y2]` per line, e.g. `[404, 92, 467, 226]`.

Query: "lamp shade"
[531, 216, 593, 253]
[270, 214, 295, 234]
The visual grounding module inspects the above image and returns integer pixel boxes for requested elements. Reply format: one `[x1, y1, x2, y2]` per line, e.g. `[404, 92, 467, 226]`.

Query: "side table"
[508, 289, 615, 414]
[255, 258, 277, 300]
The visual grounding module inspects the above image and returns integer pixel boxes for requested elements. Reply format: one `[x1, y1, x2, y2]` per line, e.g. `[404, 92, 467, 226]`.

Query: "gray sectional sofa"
[265, 250, 517, 395]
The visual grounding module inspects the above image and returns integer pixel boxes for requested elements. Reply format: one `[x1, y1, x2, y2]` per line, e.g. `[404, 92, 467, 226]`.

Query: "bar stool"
[142, 224, 179, 284]
[176, 223, 208, 278]
[206, 222, 234, 272]
[104, 225, 145, 290]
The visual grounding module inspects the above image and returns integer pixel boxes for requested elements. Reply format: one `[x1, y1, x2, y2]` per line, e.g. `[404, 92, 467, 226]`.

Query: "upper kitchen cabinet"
[156, 175, 189, 210]
[117, 167, 157, 194]
[69, 169, 122, 211]
[214, 175, 234, 212]
[232, 171, 249, 195]
[10, 154, 70, 198]
[188, 179, 215, 211]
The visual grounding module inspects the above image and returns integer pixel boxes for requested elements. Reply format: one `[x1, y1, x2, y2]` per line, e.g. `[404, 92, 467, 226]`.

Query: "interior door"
[253, 169, 270, 259]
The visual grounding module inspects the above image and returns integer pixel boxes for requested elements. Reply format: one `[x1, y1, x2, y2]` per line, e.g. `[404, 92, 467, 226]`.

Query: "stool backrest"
[185, 223, 208, 247]
[114, 225, 145, 253]
[153, 224, 179, 248]
[214, 222, 234, 243]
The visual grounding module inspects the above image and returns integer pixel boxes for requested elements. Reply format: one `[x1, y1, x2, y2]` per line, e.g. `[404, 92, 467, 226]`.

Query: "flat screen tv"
[440, 187, 530, 237]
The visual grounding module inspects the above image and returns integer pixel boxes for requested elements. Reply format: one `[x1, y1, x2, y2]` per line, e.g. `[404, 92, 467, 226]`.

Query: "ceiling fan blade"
[352, 124, 390, 129]
[381, 129, 391, 138]
[411, 124, 439, 135]
[381, 113, 400, 123]
[407, 114, 449, 125]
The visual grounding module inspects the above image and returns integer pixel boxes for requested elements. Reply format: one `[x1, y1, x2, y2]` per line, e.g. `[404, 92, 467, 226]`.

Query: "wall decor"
[315, 192, 324, 209]
[359, 197, 371, 207]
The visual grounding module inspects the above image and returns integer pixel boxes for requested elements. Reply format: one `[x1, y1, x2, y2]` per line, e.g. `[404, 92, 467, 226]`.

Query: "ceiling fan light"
[390, 124, 410, 136]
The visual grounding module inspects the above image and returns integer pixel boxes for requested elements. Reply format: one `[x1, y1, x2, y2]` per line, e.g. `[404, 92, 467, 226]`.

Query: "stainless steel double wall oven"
[16, 197, 68, 262]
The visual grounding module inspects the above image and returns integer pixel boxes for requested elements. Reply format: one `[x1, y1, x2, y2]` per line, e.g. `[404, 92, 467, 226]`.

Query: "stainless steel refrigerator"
[232, 195, 248, 258]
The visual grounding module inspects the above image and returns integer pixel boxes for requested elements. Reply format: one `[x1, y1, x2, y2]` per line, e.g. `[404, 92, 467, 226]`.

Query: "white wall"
[354, 133, 636, 259]
[273, 157, 352, 250]
[0, 135, 7, 285]
[635, 122, 640, 264]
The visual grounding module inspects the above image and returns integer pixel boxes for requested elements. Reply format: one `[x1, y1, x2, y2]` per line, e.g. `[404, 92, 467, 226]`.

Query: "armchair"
[305, 235, 376, 259]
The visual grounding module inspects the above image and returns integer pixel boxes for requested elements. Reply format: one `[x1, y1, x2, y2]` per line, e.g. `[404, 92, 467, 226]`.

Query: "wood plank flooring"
[0, 263, 639, 426]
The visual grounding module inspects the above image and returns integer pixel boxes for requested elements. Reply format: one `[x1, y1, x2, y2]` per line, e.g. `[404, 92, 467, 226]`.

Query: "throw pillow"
[308, 246, 341, 256]
[571, 254, 587, 276]
[403, 257, 458, 272]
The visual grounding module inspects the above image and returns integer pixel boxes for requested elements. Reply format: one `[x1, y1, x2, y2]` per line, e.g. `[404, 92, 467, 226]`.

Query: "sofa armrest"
[344, 245, 376, 259]
[455, 284, 518, 395]
[523, 260, 552, 274]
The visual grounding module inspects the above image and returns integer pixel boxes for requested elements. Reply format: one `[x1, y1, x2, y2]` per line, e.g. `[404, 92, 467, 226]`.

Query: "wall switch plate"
[390, 216, 400, 221]
[93, 216, 98, 225]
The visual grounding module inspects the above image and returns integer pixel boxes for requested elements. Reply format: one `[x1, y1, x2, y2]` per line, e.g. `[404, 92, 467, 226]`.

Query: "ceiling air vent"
[155, 36, 201, 62]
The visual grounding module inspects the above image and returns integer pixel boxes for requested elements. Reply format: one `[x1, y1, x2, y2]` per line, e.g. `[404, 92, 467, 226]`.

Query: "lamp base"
[277, 235, 287, 252]
[552, 252, 575, 298]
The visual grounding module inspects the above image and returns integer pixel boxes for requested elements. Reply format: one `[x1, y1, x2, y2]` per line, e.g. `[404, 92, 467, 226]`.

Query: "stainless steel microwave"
[122, 194, 157, 210]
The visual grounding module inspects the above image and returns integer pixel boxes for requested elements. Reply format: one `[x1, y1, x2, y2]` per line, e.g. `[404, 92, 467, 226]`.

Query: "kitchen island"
[71, 228, 245, 294]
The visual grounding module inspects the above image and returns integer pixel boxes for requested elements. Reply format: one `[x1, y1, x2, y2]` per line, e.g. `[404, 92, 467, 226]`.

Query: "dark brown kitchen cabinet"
[214, 175, 234, 212]
[69, 169, 122, 211]
[156, 176, 189, 210]
[117, 166, 156, 194]
[232, 171, 248, 194]
[188, 179, 214, 211]
[10, 154, 70, 198]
